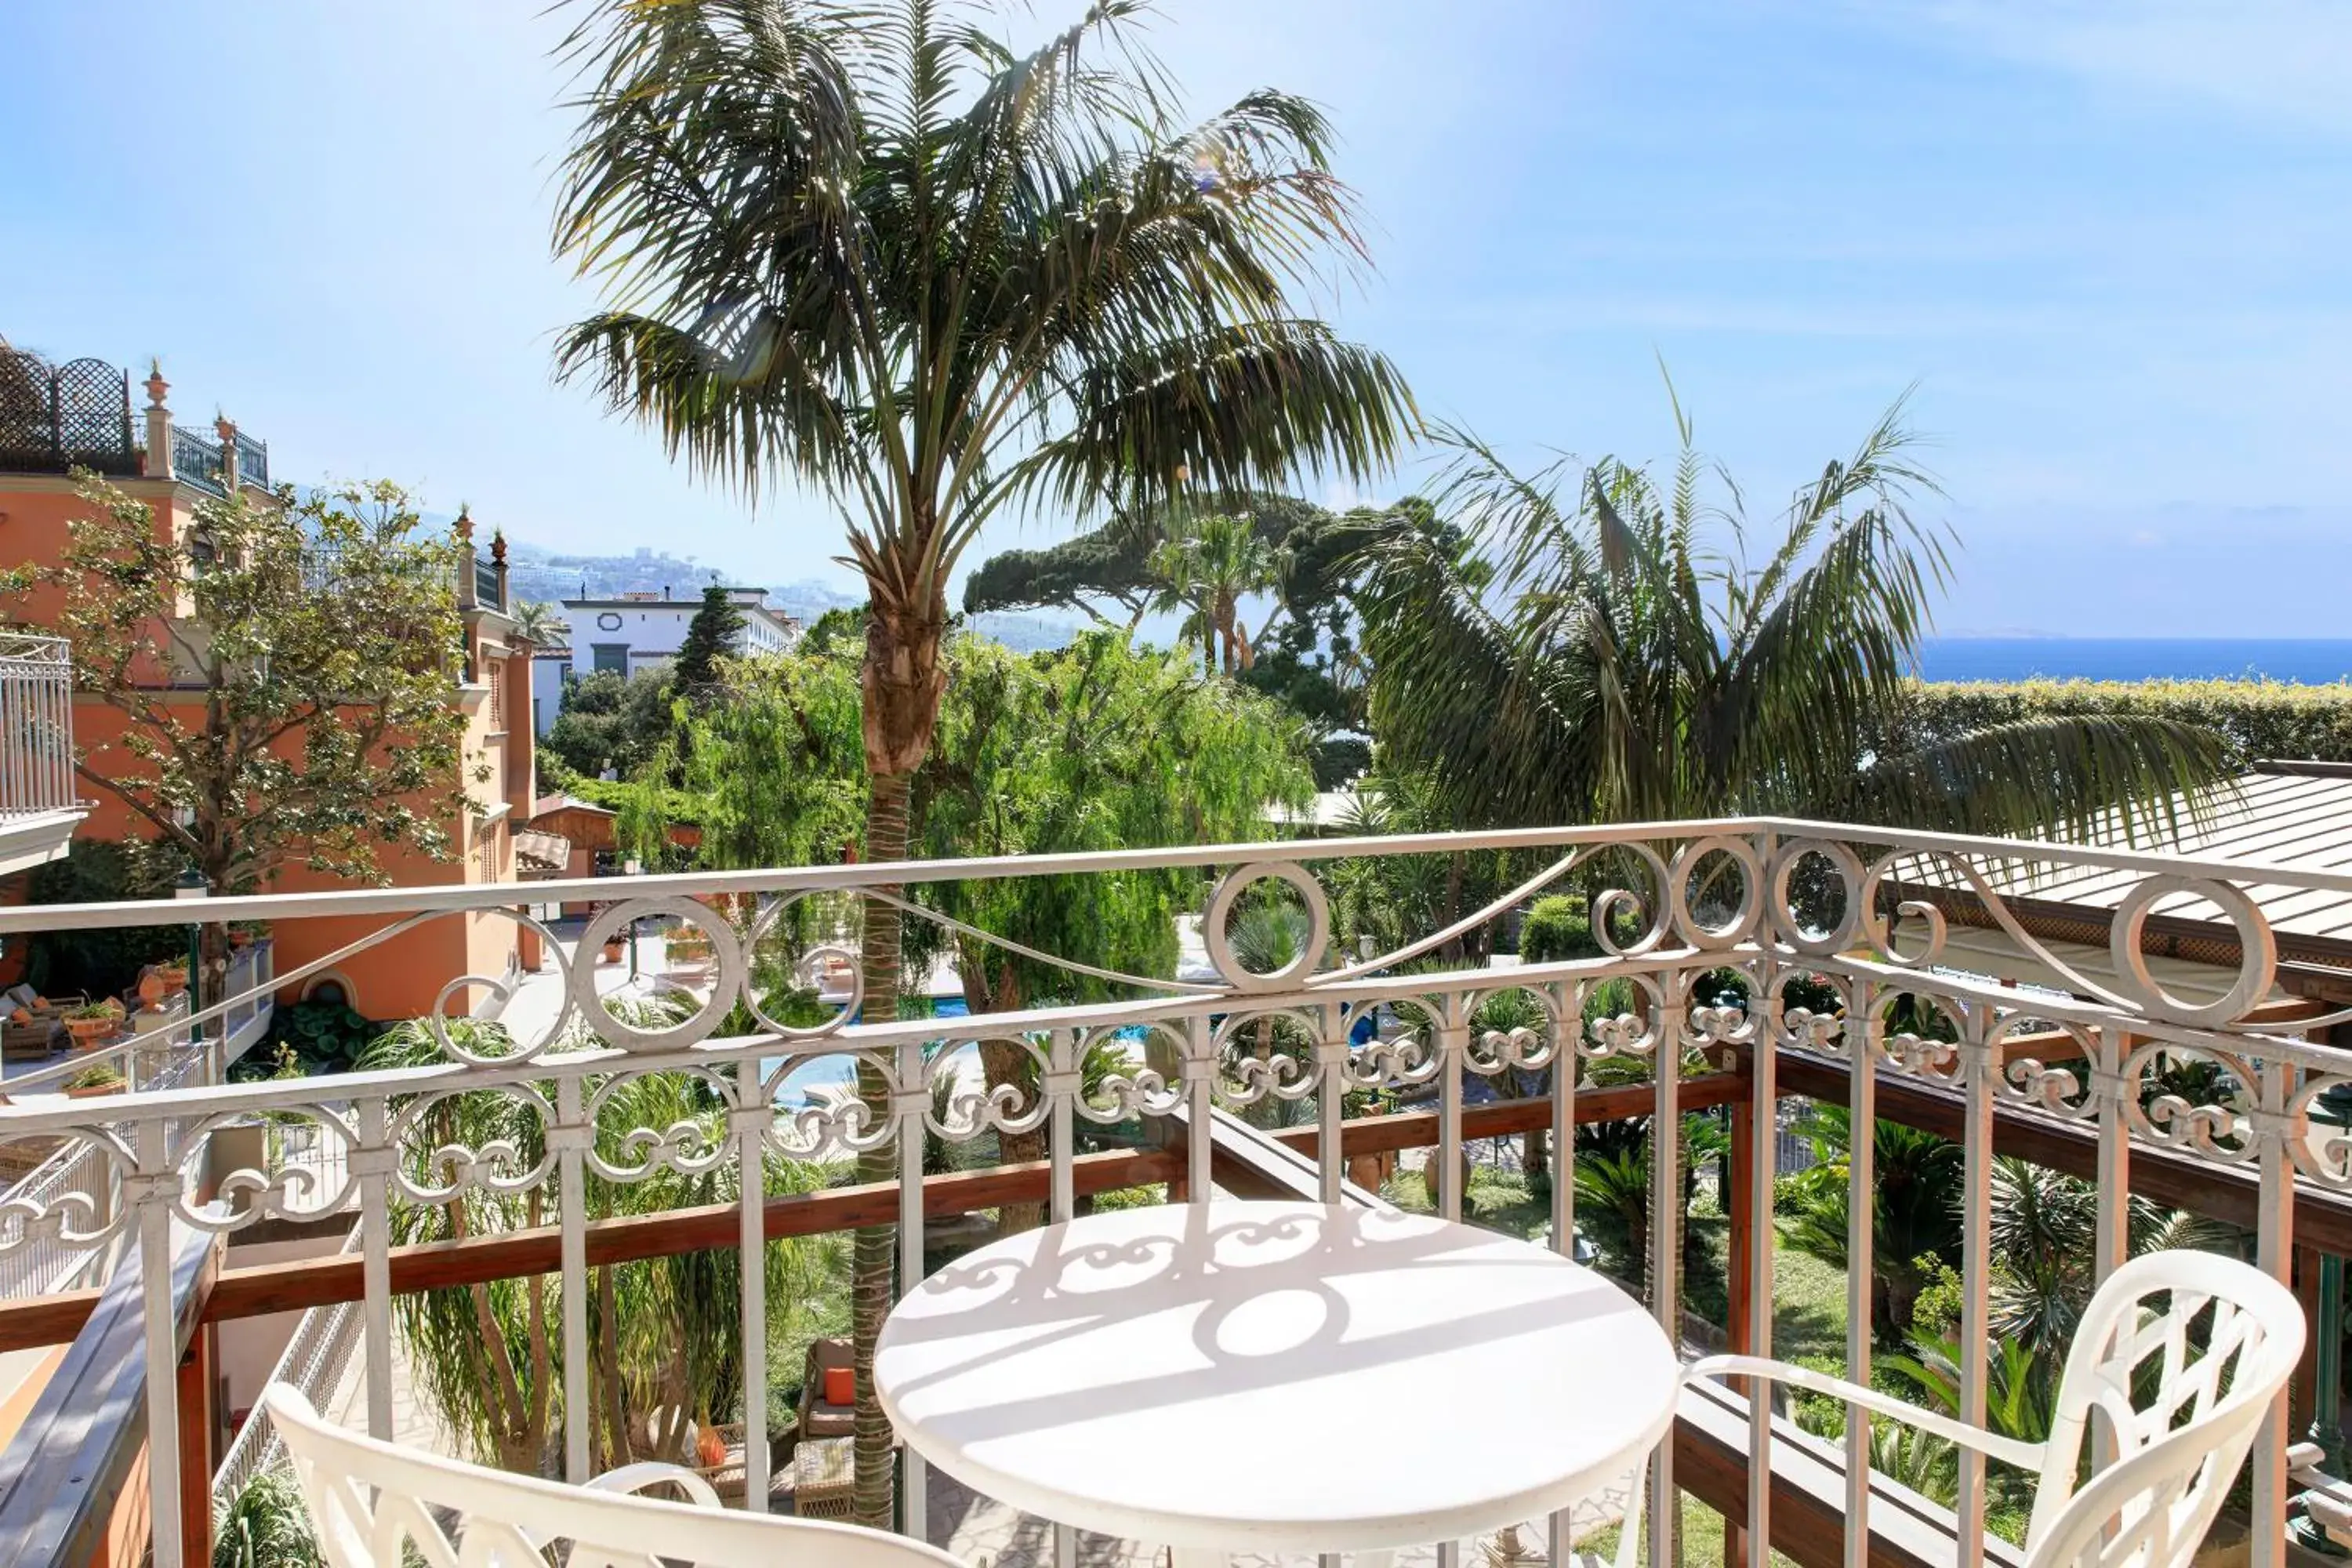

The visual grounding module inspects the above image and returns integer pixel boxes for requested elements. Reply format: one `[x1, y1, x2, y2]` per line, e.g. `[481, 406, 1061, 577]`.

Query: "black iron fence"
[0, 350, 135, 476]
[234, 433, 269, 491]
[474, 554, 504, 610]
[171, 426, 227, 496]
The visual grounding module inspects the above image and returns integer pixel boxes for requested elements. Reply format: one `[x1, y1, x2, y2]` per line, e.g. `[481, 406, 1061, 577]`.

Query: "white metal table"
[873, 1200, 1678, 1565]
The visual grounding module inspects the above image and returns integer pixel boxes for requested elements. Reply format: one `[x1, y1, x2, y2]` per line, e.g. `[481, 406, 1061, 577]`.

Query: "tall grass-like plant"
[364, 1018, 833, 1474]
[212, 1471, 324, 1568]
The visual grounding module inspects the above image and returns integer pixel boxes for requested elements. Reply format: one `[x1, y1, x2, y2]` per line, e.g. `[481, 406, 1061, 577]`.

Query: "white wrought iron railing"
[0, 818, 2348, 1568]
[0, 633, 77, 818]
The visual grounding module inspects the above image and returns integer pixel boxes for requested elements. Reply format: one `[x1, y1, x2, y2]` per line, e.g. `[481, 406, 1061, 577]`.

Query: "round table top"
[873, 1200, 1679, 1553]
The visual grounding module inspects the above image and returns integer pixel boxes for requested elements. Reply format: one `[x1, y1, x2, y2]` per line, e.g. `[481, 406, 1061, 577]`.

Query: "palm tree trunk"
[967, 956, 1047, 1235]
[852, 772, 911, 1530]
[851, 600, 947, 1530]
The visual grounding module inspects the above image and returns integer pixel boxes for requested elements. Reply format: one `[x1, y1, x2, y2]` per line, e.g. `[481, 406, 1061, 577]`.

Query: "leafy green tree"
[921, 633, 1312, 1220]
[543, 668, 677, 782]
[1356, 393, 2231, 835]
[673, 584, 747, 702]
[675, 632, 1313, 1225]
[553, 0, 1412, 1523]
[34, 475, 477, 1007]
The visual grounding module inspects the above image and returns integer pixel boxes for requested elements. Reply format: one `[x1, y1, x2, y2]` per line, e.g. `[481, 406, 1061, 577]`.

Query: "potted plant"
[64, 1001, 121, 1047]
[151, 960, 189, 997]
[64, 1063, 125, 1099]
[229, 920, 270, 949]
[601, 935, 626, 964]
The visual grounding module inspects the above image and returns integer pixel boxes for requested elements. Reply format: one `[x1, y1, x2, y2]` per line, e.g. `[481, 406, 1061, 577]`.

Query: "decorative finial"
[143, 360, 169, 411]
[215, 412, 236, 444]
[490, 528, 507, 564]
[454, 504, 474, 543]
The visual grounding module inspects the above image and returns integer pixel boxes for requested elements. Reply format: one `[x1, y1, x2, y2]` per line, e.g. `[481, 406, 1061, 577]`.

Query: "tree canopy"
[1353, 393, 2233, 836]
[672, 583, 746, 700]
[35, 476, 477, 895]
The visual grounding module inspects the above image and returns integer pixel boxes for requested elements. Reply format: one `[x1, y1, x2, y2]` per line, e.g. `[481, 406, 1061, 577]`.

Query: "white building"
[531, 588, 800, 735]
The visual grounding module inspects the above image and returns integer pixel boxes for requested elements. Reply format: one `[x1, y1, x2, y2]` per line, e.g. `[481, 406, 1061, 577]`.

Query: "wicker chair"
[799, 1336, 855, 1444]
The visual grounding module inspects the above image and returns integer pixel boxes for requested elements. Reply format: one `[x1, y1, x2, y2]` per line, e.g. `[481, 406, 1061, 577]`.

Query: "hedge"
[1889, 677, 2352, 765]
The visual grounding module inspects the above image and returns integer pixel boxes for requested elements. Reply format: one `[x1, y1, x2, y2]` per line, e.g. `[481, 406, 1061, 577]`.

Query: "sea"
[1917, 638, 2352, 685]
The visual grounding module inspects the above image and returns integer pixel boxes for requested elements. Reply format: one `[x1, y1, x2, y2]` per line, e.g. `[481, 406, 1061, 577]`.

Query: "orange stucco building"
[0, 348, 539, 1022]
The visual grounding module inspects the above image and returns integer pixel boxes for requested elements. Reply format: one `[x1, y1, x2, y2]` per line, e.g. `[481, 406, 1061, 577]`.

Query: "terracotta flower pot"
[154, 967, 187, 997]
[695, 1425, 728, 1468]
[64, 1018, 117, 1047]
[67, 1080, 125, 1099]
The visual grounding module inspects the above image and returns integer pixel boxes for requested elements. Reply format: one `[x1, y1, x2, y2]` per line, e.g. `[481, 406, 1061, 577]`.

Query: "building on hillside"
[0, 343, 536, 1024]
[530, 586, 800, 735]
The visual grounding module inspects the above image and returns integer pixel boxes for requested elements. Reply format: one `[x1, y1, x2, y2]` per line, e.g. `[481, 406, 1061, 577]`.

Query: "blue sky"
[4, 2, 2348, 635]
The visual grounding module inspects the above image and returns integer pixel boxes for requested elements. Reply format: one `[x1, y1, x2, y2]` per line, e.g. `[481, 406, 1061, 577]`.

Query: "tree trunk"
[967, 956, 1047, 1236]
[851, 597, 947, 1531]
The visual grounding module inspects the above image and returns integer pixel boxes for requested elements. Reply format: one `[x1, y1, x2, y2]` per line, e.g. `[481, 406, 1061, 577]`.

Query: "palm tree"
[510, 600, 569, 647]
[1355, 388, 2230, 837]
[552, 0, 1414, 1523]
[1151, 511, 1278, 674]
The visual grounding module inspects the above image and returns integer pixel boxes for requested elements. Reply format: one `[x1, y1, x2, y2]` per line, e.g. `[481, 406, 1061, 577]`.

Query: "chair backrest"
[809, 1335, 853, 1374]
[2024, 1250, 2305, 1568]
[263, 1385, 965, 1568]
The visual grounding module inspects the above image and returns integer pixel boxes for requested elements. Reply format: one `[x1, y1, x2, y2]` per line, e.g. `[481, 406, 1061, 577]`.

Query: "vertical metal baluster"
[557, 1075, 590, 1485]
[2091, 1028, 2131, 1282]
[358, 1095, 396, 1442]
[735, 1060, 769, 1512]
[136, 1118, 183, 1568]
[1550, 978, 1582, 1568]
[1438, 992, 1466, 1225]
[1187, 1014, 1214, 1203]
[2091, 1025, 2131, 1479]
[1051, 1028, 1076, 1225]
[1051, 1027, 1076, 1568]
[1744, 971, 1781, 1564]
[2251, 1054, 2296, 1568]
[1954, 1007, 1994, 1568]
[1319, 1002, 1345, 1204]
[1648, 968, 1682, 1568]
[1436, 991, 1468, 1568]
[1844, 982, 1878, 1568]
[898, 1036, 928, 1540]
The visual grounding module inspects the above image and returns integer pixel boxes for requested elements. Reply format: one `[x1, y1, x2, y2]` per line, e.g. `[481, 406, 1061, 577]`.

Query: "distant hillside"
[501, 539, 1075, 649]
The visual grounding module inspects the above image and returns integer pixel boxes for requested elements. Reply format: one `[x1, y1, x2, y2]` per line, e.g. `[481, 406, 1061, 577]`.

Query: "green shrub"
[212, 1470, 323, 1568]
[1516, 895, 1599, 963]
[1888, 677, 2352, 766]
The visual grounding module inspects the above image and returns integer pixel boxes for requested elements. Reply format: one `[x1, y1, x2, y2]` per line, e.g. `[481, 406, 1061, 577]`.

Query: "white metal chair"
[262, 1384, 970, 1568]
[1685, 1250, 2305, 1568]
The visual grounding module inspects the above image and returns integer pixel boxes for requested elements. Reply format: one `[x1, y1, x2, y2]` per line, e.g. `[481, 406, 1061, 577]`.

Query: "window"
[592, 644, 629, 675]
